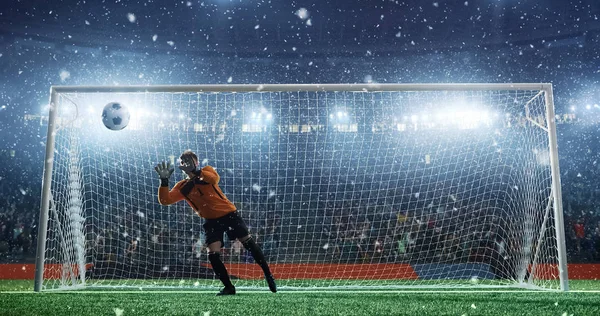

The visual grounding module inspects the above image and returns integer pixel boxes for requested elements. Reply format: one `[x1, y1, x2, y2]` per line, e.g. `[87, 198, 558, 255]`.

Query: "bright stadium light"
[435, 112, 444, 122]
[329, 109, 351, 123]
[248, 107, 273, 124]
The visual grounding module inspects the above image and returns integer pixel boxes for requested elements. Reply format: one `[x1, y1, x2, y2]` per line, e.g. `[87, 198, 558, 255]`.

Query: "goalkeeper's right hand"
[155, 161, 174, 186]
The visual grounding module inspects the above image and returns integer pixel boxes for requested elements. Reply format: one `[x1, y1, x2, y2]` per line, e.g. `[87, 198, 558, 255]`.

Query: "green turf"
[1, 280, 600, 315]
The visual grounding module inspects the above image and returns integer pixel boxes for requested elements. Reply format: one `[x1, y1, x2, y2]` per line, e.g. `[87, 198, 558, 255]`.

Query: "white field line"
[2, 290, 600, 294]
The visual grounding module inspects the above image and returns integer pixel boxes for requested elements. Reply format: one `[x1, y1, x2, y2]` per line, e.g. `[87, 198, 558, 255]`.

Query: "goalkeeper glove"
[154, 161, 174, 186]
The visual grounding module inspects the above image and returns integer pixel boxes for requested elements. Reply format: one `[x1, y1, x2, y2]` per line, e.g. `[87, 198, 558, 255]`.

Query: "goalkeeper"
[155, 150, 277, 295]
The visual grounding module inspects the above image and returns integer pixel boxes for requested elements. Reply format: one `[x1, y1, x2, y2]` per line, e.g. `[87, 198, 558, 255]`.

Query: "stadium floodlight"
[35, 83, 568, 292]
[249, 108, 272, 122]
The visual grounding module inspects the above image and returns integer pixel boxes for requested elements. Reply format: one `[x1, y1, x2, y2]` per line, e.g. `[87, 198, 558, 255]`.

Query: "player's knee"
[207, 241, 222, 253]
[241, 236, 255, 248]
[208, 251, 222, 264]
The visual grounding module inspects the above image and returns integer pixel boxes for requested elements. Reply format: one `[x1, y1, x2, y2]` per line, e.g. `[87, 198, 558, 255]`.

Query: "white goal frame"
[34, 83, 569, 292]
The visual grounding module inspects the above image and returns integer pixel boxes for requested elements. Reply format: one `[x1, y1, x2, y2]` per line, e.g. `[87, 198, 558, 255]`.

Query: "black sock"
[242, 237, 271, 275]
[208, 252, 234, 288]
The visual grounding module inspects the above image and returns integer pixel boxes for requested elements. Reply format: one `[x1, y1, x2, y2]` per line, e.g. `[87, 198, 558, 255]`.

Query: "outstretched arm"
[155, 161, 185, 205]
[157, 181, 185, 205]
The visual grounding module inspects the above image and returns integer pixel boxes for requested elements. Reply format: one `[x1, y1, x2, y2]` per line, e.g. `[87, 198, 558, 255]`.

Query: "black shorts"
[203, 212, 250, 246]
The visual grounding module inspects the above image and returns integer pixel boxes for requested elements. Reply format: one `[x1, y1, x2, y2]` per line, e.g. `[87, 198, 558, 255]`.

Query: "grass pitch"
[1, 280, 600, 315]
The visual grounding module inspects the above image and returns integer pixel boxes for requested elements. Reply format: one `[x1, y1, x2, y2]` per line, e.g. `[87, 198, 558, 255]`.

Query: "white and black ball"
[102, 102, 130, 131]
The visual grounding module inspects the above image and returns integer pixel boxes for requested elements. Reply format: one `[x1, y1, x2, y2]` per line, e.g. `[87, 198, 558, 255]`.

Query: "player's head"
[179, 150, 198, 173]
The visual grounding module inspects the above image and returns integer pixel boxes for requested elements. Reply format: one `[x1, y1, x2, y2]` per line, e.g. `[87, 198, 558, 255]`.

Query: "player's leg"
[227, 212, 277, 293]
[204, 219, 235, 295]
[239, 235, 277, 293]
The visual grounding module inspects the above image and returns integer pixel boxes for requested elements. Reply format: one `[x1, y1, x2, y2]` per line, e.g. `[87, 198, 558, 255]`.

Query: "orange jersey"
[158, 165, 236, 219]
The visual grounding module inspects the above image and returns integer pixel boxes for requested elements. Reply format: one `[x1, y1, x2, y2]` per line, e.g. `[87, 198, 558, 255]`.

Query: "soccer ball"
[102, 102, 130, 131]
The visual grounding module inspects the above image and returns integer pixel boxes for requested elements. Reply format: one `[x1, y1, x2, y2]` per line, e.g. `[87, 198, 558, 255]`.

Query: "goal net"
[36, 84, 568, 291]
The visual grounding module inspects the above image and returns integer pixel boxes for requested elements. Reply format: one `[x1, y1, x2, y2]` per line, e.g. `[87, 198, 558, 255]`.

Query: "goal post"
[35, 84, 568, 291]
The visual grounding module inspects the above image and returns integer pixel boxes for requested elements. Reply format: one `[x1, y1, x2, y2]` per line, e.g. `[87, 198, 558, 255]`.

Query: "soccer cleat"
[265, 273, 277, 293]
[216, 286, 236, 296]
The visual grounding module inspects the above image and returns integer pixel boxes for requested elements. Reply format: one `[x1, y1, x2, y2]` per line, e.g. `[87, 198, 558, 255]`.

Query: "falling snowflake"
[127, 13, 136, 23]
[227, 76, 233, 83]
[59, 70, 71, 82]
[296, 8, 309, 20]
[322, 243, 329, 250]
[113, 308, 124, 316]
[471, 304, 476, 309]
[152, 34, 158, 42]
[252, 184, 262, 192]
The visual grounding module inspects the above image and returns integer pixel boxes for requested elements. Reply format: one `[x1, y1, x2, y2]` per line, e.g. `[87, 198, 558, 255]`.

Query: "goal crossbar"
[50, 83, 552, 94]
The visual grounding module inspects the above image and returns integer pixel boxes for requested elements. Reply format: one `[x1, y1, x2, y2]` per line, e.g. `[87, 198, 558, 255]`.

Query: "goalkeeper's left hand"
[155, 161, 174, 186]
